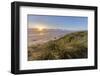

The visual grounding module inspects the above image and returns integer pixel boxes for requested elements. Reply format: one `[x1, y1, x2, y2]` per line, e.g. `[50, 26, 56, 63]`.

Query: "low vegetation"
[28, 31, 88, 61]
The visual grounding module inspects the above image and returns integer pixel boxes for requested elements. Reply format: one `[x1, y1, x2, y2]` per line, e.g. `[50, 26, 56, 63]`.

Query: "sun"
[34, 23, 46, 31]
[37, 27, 44, 31]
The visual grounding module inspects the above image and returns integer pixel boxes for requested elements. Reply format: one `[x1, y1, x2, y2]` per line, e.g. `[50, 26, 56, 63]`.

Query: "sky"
[28, 15, 88, 31]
